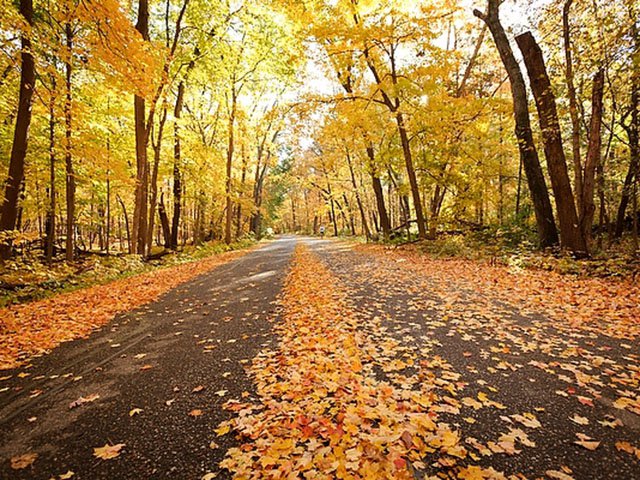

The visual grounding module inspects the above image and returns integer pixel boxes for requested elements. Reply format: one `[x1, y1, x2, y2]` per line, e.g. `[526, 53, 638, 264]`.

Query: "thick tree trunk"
[474, 2, 559, 249]
[0, 0, 35, 260]
[64, 19, 76, 262]
[515, 31, 586, 255]
[580, 69, 605, 247]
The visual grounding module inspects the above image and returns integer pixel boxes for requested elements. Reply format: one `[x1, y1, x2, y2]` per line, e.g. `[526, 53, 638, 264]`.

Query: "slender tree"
[0, 0, 36, 260]
[474, 1, 559, 248]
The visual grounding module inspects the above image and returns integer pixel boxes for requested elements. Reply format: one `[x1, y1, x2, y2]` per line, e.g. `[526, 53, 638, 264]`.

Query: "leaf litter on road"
[0, 249, 250, 370]
[217, 245, 504, 479]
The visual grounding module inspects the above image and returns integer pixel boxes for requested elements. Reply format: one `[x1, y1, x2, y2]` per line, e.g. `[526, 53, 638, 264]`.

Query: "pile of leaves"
[0, 246, 252, 370]
[217, 246, 502, 479]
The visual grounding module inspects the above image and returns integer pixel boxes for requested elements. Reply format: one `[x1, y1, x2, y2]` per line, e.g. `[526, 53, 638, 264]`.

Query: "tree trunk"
[614, 15, 639, 240]
[327, 189, 337, 236]
[0, 0, 35, 260]
[429, 184, 446, 239]
[396, 112, 427, 239]
[147, 106, 167, 253]
[133, 0, 150, 256]
[250, 162, 268, 237]
[515, 31, 586, 255]
[171, 94, 183, 250]
[345, 150, 371, 240]
[563, 0, 583, 210]
[235, 144, 247, 239]
[291, 197, 298, 232]
[106, 111, 111, 255]
[64, 17, 76, 262]
[45, 84, 56, 263]
[170, 53, 196, 248]
[615, 157, 638, 239]
[580, 69, 605, 247]
[225, 88, 236, 245]
[474, 2, 559, 249]
[117, 195, 132, 254]
[158, 192, 171, 248]
[367, 146, 390, 239]
[341, 193, 356, 236]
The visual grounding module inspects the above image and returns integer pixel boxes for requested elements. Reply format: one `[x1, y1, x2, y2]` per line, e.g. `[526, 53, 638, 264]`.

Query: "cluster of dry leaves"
[352, 244, 640, 422]
[217, 246, 504, 479]
[358, 245, 640, 339]
[325, 243, 639, 474]
[0, 249, 248, 370]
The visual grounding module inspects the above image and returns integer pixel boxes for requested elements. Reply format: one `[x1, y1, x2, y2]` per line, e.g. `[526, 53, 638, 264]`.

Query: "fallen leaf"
[93, 443, 125, 460]
[10, 452, 37, 469]
[574, 440, 600, 451]
[69, 393, 100, 409]
[215, 423, 231, 436]
[546, 470, 575, 480]
[570, 415, 589, 426]
[615, 441, 634, 454]
[577, 396, 594, 407]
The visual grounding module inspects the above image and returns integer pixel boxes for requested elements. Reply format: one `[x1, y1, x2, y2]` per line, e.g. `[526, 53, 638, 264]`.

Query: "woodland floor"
[1, 236, 639, 479]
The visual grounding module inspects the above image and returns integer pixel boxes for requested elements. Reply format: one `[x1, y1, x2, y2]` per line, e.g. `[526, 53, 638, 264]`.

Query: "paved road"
[1, 237, 639, 479]
[0, 237, 297, 479]
[307, 239, 640, 480]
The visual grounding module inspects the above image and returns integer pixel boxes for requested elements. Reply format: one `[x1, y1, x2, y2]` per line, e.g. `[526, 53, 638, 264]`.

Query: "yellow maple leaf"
[93, 443, 125, 460]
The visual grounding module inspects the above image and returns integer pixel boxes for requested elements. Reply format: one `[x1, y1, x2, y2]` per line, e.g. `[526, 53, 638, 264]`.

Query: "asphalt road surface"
[1, 237, 638, 479]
